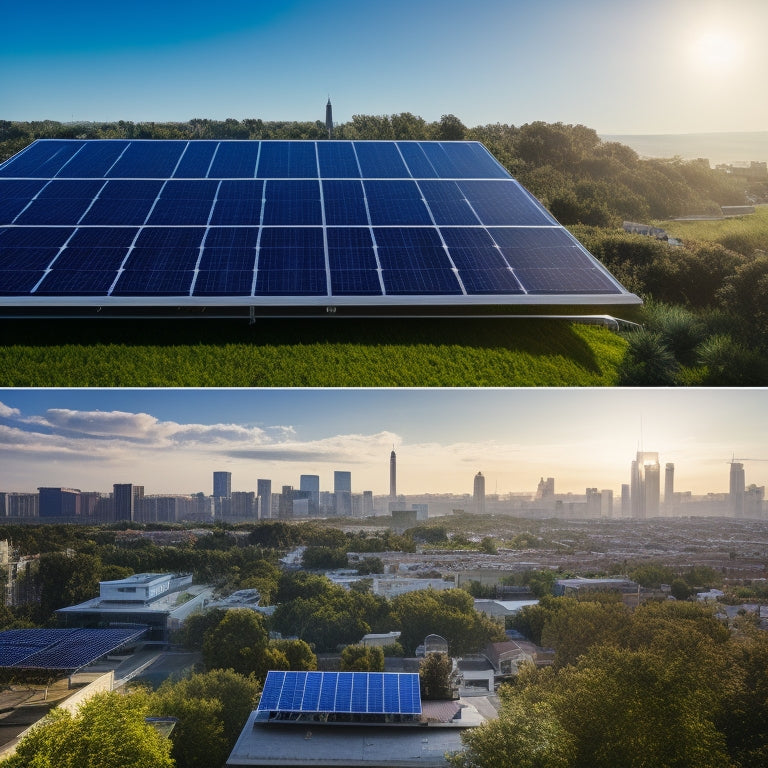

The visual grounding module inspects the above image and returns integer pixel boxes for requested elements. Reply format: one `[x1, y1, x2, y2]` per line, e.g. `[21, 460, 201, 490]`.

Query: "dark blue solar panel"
[327, 228, 381, 295]
[376, 227, 461, 295]
[0, 139, 636, 305]
[421, 142, 508, 179]
[516, 267, 620, 294]
[258, 672, 285, 710]
[364, 180, 431, 225]
[262, 180, 321, 225]
[322, 180, 369, 225]
[354, 142, 409, 178]
[173, 142, 219, 178]
[0, 628, 145, 671]
[419, 180, 479, 225]
[258, 141, 317, 178]
[107, 141, 184, 178]
[351, 672, 368, 713]
[318, 672, 337, 711]
[148, 180, 218, 225]
[398, 143, 439, 179]
[459, 180, 555, 226]
[0, 140, 85, 178]
[209, 180, 264, 225]
[383, 675, 400, 712]
[80, 180, 164, 225]
[14, 180, 106, 225]
[56, 141, 130, 178]
[302, 671, 323, 711]
[0, 180, 47, 221]
[335, 673, 353, 712]
[208, 142, 260, 178]
[317, 142, 360, 178]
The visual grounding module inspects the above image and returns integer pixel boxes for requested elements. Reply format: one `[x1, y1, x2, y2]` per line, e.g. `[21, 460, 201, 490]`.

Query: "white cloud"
[0, 402, 21, 419]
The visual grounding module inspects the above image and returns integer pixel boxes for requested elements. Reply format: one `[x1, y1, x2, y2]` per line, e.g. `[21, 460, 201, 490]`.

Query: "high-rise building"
[664, 463, 675, 509]
[334, 471, 352, 517]
[621, 484, 631, 517]
[362, 490, 374, 517]
[39, 487, 81, 518]
[729, 462, 745, 517]
[630, 452, 660, 518]
[390, 450, 397, 499]
[213, 471, 232, 499]
[113, 483, 142, 522]
[473, 472, 486, 515]
[300, 475, 320, 514]
[279, 486, 294, 519]
[536, 477, 555, 499]
[257, 479, 272, 519]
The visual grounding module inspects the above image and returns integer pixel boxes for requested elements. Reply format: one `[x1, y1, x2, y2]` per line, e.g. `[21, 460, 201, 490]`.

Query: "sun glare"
[692, 32, 741, 73]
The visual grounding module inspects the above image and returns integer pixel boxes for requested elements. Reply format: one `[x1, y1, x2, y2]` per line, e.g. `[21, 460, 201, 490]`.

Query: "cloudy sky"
[1, 389, 766, 497]
[3, 0, 766, 133]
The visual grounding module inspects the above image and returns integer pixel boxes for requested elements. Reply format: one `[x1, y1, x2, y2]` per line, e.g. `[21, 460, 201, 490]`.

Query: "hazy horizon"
[2, 389, 766, 498]
[3, 0, 767, 134]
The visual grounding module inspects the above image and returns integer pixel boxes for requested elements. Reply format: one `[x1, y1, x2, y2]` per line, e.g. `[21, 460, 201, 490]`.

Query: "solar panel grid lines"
[0, 139, 641, 312]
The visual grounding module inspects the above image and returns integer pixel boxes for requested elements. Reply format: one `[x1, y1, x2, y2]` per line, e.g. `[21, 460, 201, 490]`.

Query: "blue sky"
[3, 0, 767, 133]
[1, 389, 766, 496]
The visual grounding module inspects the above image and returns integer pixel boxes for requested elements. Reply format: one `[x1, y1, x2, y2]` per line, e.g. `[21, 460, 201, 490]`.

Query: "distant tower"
[664, 463, 675, 509]
[257, 478, 272, 520]
[631, 451, 660, 518]
[473, 472, 486, 515]
[730, 462, 745, 517]
[390, 449, 397, 499]
[325, 98, 333, 139]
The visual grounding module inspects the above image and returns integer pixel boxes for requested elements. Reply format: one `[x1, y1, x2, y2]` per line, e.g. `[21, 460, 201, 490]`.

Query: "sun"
[691, 32, 741, 73]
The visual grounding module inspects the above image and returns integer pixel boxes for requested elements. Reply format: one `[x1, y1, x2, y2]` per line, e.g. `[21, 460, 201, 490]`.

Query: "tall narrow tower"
[473, 472, 486, 515]
[730, 462, 745, 517]
[389, 449, 397, 499]
[325, 98, 333, 139]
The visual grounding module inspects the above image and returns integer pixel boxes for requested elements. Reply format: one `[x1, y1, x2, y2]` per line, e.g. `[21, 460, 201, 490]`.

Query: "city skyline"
[1, 389, 766, 497]
[3, 0, 767, 134]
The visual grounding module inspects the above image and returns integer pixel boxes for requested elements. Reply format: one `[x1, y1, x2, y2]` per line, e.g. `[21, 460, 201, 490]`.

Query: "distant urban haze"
[3, 0, 766, 134]
[0, 389, 765, 497]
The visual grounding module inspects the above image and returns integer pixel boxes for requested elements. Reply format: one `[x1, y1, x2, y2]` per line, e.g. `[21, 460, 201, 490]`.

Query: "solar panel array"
[257, 671, 422, 716]
[0, 627, 147, 671]
[0, 139, 639, 310]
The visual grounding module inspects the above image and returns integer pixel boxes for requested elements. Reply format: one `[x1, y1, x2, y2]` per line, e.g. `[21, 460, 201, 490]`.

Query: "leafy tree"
[202, 608, 268, 675]
[670, 578, 691, 601]
[436, 114, 467, 141]
[301, 546, 348, 570]
[180, 608, 226, 650]
[1, 690, 173, 768]
[419, 652, 453, 700]
[451, 694, 574, 768]
[340, 644, 385, 672]
[269, 639, 317, 671]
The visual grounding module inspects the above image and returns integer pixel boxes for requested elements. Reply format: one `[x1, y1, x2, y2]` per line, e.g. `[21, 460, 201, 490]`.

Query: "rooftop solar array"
[257, 671, 422, 716]
[0, 139, 640, 316]
[0, 627, 146, 672]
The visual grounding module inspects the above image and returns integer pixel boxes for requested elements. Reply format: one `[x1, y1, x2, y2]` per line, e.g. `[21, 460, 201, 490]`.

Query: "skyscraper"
[390, 449, 397, 499]
[300, 474, 320, 515]
[257, 479, 272, 520]
[664, 463, 675, 509]
[213, 471, 232, 498]
[473, 471, 486, 515]
[730, 462, 745, 517]
[334, 471, 352, 517]
[630, 452, 660, 518]
[113, 483, 142, 522]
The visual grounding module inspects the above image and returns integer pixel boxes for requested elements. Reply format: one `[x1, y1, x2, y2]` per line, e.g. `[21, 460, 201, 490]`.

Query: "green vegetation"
[419, 651, 454, 700]
[0, 690, 174, 768]
[0, 318, 626, 387]
[455, 600, 768, 768]
[340, 644, 385, 672]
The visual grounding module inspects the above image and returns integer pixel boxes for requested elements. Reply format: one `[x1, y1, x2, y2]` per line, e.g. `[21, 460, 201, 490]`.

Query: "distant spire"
[325, 97, 333, 139]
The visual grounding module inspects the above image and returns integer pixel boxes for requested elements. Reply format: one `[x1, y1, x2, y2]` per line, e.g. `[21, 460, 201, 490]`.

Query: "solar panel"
[0, 139, 641, 316]
[0, 627, 146, 672]
[257, 671, 422, 716]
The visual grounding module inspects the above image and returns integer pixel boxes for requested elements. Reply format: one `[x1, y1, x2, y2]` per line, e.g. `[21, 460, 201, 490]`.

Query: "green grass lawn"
[0, 317, 627, 386]
[658, 206, 768, 254]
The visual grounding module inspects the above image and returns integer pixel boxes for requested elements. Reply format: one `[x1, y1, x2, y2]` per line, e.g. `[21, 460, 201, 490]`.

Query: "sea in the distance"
[600, 131, 768, 167]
